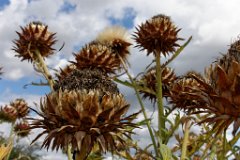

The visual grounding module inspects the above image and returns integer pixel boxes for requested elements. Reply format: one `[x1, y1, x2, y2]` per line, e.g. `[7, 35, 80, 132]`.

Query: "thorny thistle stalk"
[134, 14, 183, 145]
[13, 22, 56, 90]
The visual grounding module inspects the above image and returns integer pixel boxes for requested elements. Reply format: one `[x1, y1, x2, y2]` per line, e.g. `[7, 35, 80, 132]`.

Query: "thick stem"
[222, 129, 227, 160]
[118, 56, 160, 158]
[155, 51, 165, 143]
[67, 145, 73, 160]
[5, 121, 16, 160]
[34, 50, 54, 90]
[180, 120, 190, 160]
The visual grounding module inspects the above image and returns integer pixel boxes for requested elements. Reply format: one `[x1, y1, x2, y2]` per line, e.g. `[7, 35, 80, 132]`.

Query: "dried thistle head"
[0, 105, 18, 122]
[13, 21, 56, 62]
[14, 121, 30, 137]
[10, 98, 29, 118]
[30, 89, 138, 158]
[199, 55, 240, 135]
[73, 42, 121, 73]
[54, 68, 119, 94]
[139, 66, 177, 102]
[96, 26, 131, 64]
[173, 40, 240, 135]
[134, 14, 183, 56]
[169, 71, 207, 113]
[55, 64, 76, 80]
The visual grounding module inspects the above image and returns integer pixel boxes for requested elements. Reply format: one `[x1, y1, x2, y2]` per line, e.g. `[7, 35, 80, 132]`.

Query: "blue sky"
[0, 0, 9, 8]
[1, 0, 240, 159]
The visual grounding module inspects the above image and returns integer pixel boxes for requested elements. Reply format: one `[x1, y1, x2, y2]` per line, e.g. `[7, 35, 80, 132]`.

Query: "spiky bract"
[134, 14, 183, 56]
[10, 98, 29, 118]
[54, 68, 119, 94]
[30, 90, 137, 158]
[13, 21, 56, 62]
[74, 42, 121, 73]
[0, 105, 18, 122]
[139, 66, 176, 102]
[96, 26, 131, 64]
[169, 71, 207, 113]
[14, 121, 30, 137]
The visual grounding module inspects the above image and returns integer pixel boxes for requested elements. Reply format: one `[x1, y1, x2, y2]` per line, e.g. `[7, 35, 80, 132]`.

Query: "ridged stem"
[180, 120, 190, 160]
[222, 129, 227, 160]
[67, 145, 72, 160]
[34, 50, 73, 160]
[155, 51, 165, 143]
[34, 50, 54, 91]
[5, 121, 15, 160]
[118, 56, 159, 158]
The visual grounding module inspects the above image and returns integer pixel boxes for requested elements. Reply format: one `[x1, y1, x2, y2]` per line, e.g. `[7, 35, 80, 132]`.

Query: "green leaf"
[159, 144, 173, 160]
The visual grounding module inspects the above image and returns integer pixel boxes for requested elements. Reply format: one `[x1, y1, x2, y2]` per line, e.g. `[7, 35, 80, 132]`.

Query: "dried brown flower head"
[30, 90, 138, 158]
[139, 66, 177, 102]
[13, 21, 56, 62]
[169, 72, 207, 113]
[73, 42, 121, 73]
[198, 56, 240, 135]
[54, 68, 119, 94]
[0, 105, 18, 122]
[14, 121, 30, 137]
[134, 14, 183, 56]
[55, 64, 76, 80]
[11, 98, 29, 118]
[96, 26, 131, 64]
[172, 40, 240, 135]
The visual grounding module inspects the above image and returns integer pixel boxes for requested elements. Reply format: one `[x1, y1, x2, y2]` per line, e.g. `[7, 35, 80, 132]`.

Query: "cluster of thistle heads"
[3, 13, 240, 158]
[12, 21, 136, 159]
[134, 15, 240, 136]
[0, 99, 30, 137]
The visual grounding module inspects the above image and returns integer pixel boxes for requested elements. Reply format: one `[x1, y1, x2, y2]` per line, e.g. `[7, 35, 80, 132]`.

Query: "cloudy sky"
[0, 0, 240, 159]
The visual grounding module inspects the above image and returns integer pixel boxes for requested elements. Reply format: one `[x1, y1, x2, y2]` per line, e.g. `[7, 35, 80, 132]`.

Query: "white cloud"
[1, 0, 240, 80]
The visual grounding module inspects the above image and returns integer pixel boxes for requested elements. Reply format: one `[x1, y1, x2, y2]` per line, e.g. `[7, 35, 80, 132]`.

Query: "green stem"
[222, 129, 227, 160]
[180, 120, 190, 160]
[114, 78, 155, 95]
[118, 56, 160, 158]
[6, 121, 16, 160]
[67, 145, 73, 160]
[155, 51, 165, 143]
[200, 136, 218, 160]
[34, 50, 54, 91]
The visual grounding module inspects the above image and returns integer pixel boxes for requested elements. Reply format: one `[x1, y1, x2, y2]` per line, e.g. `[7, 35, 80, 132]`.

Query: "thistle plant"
[0, 98, 31, 160]
[0, 13, 238, 160]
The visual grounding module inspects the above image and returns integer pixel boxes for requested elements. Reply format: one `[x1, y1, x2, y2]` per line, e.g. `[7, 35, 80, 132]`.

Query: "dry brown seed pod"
[14, 121, 30, 137]
[96, 26, 131, 64]
[139, 66, 177, 102]
[11, 98, 29, 118]
[13, 21, 56, 62]
[30, 89, 138, 158]
[73, 42, 121, 73]
[0, 105, 18, 122]
[54, 68, 119, 94]
[134, 14, 183, 56]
